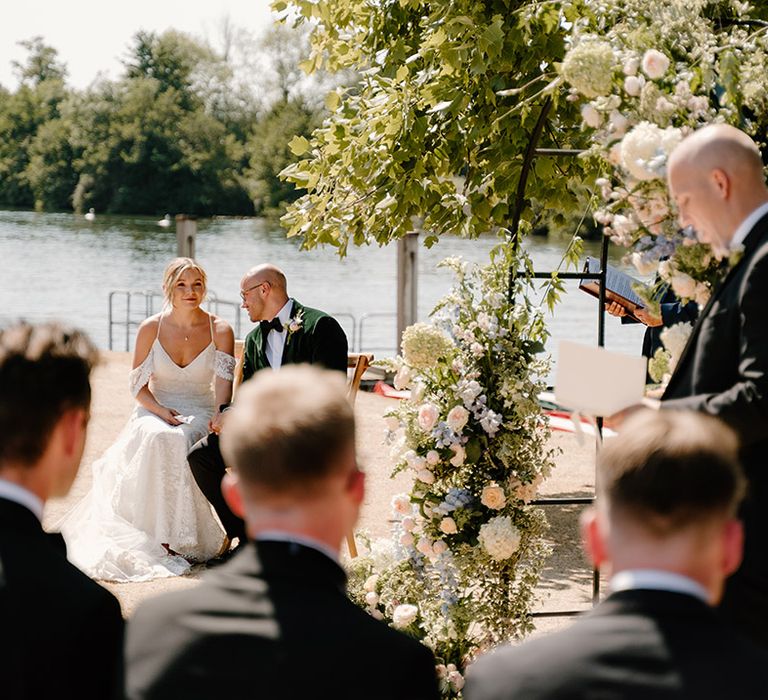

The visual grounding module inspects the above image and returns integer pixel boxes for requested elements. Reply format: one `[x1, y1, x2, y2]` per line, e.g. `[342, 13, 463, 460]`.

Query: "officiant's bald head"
[668, 124, 768, 254]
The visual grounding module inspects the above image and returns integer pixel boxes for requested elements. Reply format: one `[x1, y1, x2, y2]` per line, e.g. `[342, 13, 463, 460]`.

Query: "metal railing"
[107, 290, 397, 355]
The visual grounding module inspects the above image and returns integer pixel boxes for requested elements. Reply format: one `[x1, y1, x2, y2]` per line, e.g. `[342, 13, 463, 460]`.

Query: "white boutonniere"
[286, 309, 304, 341]
[728, 244, 745, 270]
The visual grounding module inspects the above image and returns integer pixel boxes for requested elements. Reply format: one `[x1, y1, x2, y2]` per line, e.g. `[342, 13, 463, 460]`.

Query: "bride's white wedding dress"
[59, 316, 236, 582]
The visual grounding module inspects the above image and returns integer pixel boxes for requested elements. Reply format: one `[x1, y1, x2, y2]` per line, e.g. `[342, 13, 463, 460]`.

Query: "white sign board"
[554, 340, 647, 417]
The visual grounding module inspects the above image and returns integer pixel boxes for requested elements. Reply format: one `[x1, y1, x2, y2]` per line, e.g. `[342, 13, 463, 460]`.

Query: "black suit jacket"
[126, 541, 440, 700]
[465, 590, 768, 700]
[0, 497, 124, 699]
[662, 214, 768, 582]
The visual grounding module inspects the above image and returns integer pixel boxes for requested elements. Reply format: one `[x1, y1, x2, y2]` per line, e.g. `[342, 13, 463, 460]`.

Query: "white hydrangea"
[660, 322, 693, 371]
[478, 515, 521, 561]
[620, 122, 682, 181]
[561, 41, 615, 98]
[401, 323, 453, 369]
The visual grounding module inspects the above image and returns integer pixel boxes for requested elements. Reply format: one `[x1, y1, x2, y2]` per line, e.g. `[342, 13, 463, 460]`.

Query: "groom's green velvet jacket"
[241, 300, 348, 380]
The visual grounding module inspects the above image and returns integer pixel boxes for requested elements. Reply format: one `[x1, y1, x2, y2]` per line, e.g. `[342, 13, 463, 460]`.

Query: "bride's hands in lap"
[156, 406, 183, 426]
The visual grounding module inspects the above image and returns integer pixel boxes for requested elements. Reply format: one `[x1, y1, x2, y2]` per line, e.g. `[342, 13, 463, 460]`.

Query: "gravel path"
[45, 351, 598, 634]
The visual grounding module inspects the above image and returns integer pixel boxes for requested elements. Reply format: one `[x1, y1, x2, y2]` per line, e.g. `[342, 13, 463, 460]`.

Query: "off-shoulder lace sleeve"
[128, 347, 154, 397]
[214, 350, 236, 382]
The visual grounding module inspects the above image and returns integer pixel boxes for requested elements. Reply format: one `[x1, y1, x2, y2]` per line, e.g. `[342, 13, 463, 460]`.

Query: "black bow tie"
[260, 317, 283, 335]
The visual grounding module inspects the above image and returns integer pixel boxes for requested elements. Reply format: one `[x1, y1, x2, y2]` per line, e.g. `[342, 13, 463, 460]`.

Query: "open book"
[579, 256, 648, 322]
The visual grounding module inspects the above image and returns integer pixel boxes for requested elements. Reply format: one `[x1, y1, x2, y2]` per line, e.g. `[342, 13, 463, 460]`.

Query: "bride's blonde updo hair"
[162, 257, 208, 307]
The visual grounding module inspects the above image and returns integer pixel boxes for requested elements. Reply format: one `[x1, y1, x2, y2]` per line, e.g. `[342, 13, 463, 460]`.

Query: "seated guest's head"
[220, 364, 364, 551]
[0, 321, 98, 501]
[583, 409, 746, 605]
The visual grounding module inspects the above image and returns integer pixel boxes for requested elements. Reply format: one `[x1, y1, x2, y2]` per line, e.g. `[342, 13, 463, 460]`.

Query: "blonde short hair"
[162, 257, 207, 306]
[221, 365, 354, 495]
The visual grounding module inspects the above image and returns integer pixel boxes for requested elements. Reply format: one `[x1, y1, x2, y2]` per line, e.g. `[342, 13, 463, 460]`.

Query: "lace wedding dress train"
[58, 324, 236, 582]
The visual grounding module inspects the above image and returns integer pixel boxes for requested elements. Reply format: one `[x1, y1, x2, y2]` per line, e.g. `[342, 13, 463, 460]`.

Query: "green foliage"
[277, 0, 595, 253]
[243, 99, 321, 214]
[0, 27, 329, 215]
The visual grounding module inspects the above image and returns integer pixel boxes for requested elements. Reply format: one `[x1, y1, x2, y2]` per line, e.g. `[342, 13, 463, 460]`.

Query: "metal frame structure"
[507, 98, 610, 616]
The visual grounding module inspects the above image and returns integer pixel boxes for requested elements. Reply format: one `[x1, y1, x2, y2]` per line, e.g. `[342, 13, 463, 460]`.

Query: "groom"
[188, 263, 348, 547]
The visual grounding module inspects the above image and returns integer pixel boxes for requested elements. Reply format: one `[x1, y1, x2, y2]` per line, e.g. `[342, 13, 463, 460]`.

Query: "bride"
[59, 258, 236, 581]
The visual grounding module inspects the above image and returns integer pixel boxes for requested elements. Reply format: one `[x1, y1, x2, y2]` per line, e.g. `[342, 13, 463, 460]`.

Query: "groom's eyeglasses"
[240, 281, 270, 300]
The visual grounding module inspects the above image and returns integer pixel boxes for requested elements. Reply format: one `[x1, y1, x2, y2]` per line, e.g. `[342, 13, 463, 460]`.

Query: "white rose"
[446, 405, 470, 432]
[411, 381, 425, 403]
[609, 110, 628, 136]
[363, 574, 379, 592]
[371, 609, 385, 621]
[400, 531, 415, 547]
[417, 468, 435, 485]
[440, 517, 458, 534]
[449, 444, 466, 467]
[426, 450, 440, 465]
[384, 415, 400, 432]
[642, 49, 670, 80]
[418, 403, 439, 431]
[670, 271, 697, 299]
[581, 103, 602, 129]
[393, 365, 412, 390]
[401, 516, 416, 532]
[624, 74, 645, 96]
[448, 670, 465, 692]
[436, 664, 448, 679]
[694, 282, 711, 307]
[481, 484, 507, 510]
[391, 494, 412, 515]
[623, 56, 640, 75]
[432, 540, 448, 555]
[393, 603, 419, 628]
[416, 538, 434, 556]
[365, 591, 379, 606]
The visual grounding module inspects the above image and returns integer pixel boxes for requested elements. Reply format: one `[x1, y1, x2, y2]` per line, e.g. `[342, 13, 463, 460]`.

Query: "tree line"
[0, 26, 329, 216]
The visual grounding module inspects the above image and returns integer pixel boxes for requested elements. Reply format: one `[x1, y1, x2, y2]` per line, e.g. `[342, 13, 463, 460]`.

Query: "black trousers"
[188, 433, 247, 542]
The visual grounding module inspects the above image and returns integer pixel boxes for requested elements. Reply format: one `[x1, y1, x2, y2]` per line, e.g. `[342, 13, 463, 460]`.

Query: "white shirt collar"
[276, 298, 294, 326]
[255, 530, 340, 565]
[610, 569, 710, 604]
[0, 478, 44, 522]
[731, 201, 768, 250]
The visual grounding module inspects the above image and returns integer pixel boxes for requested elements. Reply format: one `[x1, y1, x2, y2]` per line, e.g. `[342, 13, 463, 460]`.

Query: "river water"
[0, 210, 645, 364]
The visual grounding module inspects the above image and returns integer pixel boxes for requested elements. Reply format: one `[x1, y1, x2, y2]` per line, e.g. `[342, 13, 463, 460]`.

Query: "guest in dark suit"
[660, 124, 768, 646]
[188, 263, 348, 547]
[465, 410, 768, 700]
[0, 321, 124, 699]
[127, 365, 439, 700]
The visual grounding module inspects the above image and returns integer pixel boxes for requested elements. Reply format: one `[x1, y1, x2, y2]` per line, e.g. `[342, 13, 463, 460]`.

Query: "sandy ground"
[45, 351, 598, 636]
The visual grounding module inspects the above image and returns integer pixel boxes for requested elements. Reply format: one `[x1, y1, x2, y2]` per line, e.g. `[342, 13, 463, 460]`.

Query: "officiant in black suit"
[0, 321, 124, 699]
[465, 410, 768, 700]
[188, 263, 348, 548]
[127, 365, 440, 700]
[659, 124, 768, 646]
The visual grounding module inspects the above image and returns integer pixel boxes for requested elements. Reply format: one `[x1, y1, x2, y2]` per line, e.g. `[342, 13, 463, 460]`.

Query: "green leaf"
[288, 135, 310, 156]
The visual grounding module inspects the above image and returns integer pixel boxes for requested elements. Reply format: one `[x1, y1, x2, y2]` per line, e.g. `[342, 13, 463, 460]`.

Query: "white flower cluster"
[400, 323, 453, 370]
[560, 40, 615, 98]
[478, 515, 521, 561]
[620, 121, 682, 181]
[563, 0, 767, 296]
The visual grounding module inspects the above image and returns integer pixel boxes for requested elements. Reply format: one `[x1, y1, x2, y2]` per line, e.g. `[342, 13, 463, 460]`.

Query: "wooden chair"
[230, 341, 373, 558]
